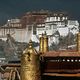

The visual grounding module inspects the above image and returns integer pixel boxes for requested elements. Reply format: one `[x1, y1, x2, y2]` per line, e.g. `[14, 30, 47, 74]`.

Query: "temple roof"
[42, 50, 80, 57]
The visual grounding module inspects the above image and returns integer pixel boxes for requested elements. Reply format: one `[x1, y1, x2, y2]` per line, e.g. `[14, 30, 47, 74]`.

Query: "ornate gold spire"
[28, 39, 33, 48]
[43, 31, 48, 53]
[39, 33, 44, 53]
[21, 40, 41, 80]
[39, 32, 48, 54]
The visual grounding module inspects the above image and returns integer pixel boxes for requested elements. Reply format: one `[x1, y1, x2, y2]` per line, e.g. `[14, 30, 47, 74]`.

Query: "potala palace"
[0, 11, 79, 46]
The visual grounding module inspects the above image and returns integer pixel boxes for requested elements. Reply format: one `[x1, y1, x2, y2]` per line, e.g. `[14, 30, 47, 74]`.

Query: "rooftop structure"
[0, 32, 80, 79]
[39, 32, 80, 77]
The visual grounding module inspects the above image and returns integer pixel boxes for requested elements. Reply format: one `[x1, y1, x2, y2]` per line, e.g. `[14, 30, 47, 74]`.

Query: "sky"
[0, 0, 80, 25]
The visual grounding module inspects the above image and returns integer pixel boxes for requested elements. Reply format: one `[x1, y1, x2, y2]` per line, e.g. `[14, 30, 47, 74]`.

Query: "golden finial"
[43, 31, 48, 53]
[28, 39, 33, 48]
[39, 31, 48, 54]
[44, 31, 47, 38]
[39, 33, 44, 53]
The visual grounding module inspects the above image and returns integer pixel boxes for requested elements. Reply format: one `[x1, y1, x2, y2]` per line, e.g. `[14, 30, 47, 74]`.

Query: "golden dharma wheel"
[21, 40, 41, 80]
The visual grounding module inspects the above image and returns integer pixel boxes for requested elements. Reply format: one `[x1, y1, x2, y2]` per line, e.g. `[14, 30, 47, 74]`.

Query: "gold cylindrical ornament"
[77, 33, 80, 52]
[43, 32, 48, 53]
[39, 34, 44, 53]
[21, 40, 41, 80]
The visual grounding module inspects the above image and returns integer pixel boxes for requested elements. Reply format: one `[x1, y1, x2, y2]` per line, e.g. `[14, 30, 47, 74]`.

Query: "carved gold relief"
[21, 40, 41, 80]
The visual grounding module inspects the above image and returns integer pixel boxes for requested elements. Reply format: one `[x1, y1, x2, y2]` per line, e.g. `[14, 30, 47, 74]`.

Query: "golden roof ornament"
[43, 31, 48, 53]
[28, 39, 33, 48]
[21, 40, 41, 80]
[39, 32, 48, 54]
[44, 31, 47, 38]
[39, 33, 44, 53]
